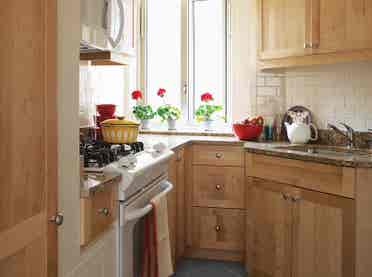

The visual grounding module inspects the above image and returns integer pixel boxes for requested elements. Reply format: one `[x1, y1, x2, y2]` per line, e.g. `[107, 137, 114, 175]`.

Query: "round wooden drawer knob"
[215, 184, 222, 191]
[215, 225, 222, 232]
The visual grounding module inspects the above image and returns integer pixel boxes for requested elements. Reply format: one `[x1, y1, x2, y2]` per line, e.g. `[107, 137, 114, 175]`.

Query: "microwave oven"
[81, 0, 135, 54]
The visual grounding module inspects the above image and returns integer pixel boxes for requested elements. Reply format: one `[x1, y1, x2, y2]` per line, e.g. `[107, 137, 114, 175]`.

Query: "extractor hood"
[80, 42, 132, 66]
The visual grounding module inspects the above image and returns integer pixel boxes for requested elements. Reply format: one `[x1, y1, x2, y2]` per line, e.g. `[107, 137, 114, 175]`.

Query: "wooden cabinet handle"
[98, 208, 110, 216]
[215, 184, 222, 191]
[215, 153, 223, 159]
[215, 225, 222, 232]
[282, 193, 290, 201]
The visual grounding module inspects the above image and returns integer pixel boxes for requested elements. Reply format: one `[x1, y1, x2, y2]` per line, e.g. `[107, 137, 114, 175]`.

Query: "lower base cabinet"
[246, 177, 355, 277]
[192, 207, 245, 252]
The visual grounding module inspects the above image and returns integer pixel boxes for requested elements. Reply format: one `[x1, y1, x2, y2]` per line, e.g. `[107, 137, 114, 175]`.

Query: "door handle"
[49, 213, 64, 226]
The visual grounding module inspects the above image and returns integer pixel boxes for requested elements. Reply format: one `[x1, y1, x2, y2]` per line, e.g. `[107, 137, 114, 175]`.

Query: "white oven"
[81, 0, 131, 52]
[118, 176, 173, 277]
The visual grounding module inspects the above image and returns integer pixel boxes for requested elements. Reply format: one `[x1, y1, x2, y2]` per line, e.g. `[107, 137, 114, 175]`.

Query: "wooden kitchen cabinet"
[80, 183, 118, 247]
[192, 166, 245, 209]
[258, 0, 372, 69]
[185, 144, 245, 261]
[167, 147, 185, 264]
[315, 0, 372, 54]
[258, 0, 311, 60]
[246, 177, 355, 277]
[291, 187, 355, 277]
[191, 207, 245, 252]
[246, 177, 293, 277]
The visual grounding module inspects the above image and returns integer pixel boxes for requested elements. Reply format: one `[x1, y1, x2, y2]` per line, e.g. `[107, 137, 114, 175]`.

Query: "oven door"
[118, 179, 173, 277]
[81, 0, 125, 50]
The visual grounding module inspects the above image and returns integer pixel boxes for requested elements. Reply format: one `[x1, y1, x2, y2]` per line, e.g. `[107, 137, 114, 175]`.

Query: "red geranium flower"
[201, 92, 214, 102]
[132, 90, 142, 100]
[157, 88, 166, 97]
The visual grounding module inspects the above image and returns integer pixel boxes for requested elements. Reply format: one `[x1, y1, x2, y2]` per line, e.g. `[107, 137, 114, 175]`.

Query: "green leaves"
[157, 105, 181, 121]
[133, 105, 156, 120]
[195, 104, 223, 122]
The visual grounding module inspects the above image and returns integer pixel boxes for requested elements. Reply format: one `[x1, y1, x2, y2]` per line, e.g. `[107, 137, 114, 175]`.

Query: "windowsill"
[139, 122, 235, 137]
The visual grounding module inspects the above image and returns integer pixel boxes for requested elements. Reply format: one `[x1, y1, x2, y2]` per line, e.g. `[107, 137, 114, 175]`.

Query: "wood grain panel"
[0, 0, 57, 276]
[355, 168, 372, 277]
[246, 153, 355, 198]
[246, 177, 293, 277]
[80, 183, 118, 247]
[192, 145, 243, 167]
[176, 148, 186, 260]
[167, 152, 178, 264]
[192, 166, 245, 209]
[191, 207, 245, 252]
[292, 188, 355, 277]
[258, 0, 310, 60]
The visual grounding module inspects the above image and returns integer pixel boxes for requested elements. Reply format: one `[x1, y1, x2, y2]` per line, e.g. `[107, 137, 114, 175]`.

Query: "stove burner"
[80, 141, 144, 169]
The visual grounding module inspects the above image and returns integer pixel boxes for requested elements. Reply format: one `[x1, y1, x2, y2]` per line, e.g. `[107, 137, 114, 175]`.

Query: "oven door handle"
[124, 181, 173, 222]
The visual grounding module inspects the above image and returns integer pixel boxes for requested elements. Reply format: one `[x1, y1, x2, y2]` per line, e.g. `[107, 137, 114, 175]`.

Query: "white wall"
[230, 0, 256, 122]
[58, 1, 117, 277]
[57, 0, 81, 275]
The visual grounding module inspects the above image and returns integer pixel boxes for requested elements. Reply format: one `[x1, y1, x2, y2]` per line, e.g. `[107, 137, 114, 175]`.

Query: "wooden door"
[313, 0, 372, 54]
[292, 188, 355, 277]
[246, 178, 293, 277]
[258, 0, 312, 60]
[0, 1, 58, 277]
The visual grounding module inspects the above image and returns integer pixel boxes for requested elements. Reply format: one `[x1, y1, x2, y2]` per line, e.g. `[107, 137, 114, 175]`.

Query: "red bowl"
[97, 104, 116, 117]
[233, 123, 263, 141]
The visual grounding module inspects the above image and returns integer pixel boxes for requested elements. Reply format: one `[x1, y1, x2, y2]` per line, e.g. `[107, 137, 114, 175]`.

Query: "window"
[144, 0, 231, 123]
[188, 0, 230, 122]
[145, 0, 182, 109]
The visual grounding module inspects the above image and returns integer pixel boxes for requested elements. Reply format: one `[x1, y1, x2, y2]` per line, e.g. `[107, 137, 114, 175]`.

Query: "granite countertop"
[244, 142, 372, 168]
[139, 134, 372, 168]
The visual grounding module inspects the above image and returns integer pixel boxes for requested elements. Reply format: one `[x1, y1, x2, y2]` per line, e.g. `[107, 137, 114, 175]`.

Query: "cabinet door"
[314, 0, 372, 53]
[246, 178, 293, 277]
[258, 0, 312, 60]
[292, 188, 355, 277]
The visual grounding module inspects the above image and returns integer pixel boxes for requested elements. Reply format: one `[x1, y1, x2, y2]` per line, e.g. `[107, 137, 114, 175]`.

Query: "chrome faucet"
[328, 123, 356, 149]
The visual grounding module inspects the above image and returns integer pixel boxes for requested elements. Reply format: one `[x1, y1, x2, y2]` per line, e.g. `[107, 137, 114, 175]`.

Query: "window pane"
[190, 0, 227, 120]
[146, 0, 182, 109]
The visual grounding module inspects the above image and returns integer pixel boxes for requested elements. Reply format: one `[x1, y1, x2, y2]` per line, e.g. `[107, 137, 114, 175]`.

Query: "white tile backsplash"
[256, 62, 372, 131]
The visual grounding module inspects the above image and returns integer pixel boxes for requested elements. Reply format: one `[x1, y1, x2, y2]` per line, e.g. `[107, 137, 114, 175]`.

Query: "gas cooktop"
[80, 141, 144, 170]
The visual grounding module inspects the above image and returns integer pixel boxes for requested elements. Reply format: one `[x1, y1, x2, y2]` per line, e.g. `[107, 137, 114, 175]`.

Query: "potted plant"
[156, 88, 181, 130]
[195, 92, 223, 131]
[132, 90, 156, 130]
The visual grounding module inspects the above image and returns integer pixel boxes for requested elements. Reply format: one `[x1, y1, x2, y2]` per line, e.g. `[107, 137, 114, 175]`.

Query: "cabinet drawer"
[193, 166, 245, 209]
[246, 153, 355, 198]
[193, 145, 244, 167]
[80, 183, 118, 246]
[192, 207, 245, 252]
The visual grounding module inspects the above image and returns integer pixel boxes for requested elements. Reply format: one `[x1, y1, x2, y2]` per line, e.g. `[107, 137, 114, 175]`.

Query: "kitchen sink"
[276, 145, 372, 158]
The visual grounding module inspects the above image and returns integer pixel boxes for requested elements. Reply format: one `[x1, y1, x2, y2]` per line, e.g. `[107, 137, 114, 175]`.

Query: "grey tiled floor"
[172, 259, 248, 277]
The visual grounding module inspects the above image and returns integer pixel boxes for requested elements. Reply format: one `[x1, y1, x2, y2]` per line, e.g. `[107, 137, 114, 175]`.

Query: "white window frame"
[140, 0, 232, 124]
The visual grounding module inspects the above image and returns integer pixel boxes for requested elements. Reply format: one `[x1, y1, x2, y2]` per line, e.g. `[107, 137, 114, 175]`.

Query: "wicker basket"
[100, 117, 140, 144]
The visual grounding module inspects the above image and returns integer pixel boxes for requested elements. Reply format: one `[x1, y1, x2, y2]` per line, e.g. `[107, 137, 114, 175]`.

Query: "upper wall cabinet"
[258, 0, 311, 60]
[258, 0, 372, 69]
